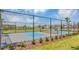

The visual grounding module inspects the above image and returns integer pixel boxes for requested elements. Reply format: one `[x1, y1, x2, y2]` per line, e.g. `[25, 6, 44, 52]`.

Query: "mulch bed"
[26, 35, 74, 50]
[2, 34, 78, 50]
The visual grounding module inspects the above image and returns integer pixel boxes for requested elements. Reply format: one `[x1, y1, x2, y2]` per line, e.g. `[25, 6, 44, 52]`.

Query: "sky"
[2, 9, 79, 26]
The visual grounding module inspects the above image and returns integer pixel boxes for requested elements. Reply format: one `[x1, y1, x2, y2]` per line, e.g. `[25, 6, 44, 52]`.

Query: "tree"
[23, 25, 26, 32]
[38, 25, 41, 32]
[65, 17, 71, 35]
[55, 27, 59, 38]
[77, 22, 79, 32]
[72, 22, 77, 33]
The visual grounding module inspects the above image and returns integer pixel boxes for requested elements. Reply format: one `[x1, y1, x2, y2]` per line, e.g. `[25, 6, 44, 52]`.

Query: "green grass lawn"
[3, 28, 50, 34]
[33, 35, 79, 50]
[3, 29, 40, 34]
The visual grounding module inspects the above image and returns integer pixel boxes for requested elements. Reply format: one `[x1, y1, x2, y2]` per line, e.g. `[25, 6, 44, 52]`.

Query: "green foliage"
[62, 35, 65, 38]
[33, 35, 79, 50]
[20, 42, 26, 47]
[32, 40, 36, 45]
[65, 17, 71, 35]
[55, 36, 58, 40]
[59, 35, 62, 39]
[51, 38, 54, 41]
[73, 46, 79, 50]
[45, 37, 49, 42]
[39, 38, 43, 43]
[7, 44, 14, 50]
[17, 41, 26, 47]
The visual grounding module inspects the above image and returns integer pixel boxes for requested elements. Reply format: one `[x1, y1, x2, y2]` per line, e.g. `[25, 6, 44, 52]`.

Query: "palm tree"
[65, 17, 71, 35]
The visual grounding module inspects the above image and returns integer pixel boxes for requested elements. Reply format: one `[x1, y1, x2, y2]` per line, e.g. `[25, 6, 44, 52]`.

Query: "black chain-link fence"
[0, 9, 79, 48]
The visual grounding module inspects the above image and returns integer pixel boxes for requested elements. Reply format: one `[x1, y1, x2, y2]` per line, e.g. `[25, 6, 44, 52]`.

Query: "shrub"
[66, 34, 68, 36]
[32, 40, 36, 45]
[63, 35, 65, 38]
[17, 42, 22, 47]
[59, 35, 62, 39]
[45, 37, 49, 42]
[39, 38, 43, 43]
[51, 38, 54, 41]
[55, 36, 58, 40]
[16, 41, 26, 48]
[7, 44, 14, 50]
[20, 42, 26, 47]
[69, 34, 72, 36]
[1, 48, 4, 50]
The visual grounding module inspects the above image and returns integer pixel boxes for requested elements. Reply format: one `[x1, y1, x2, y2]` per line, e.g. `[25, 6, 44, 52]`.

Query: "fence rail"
[0, 9, 79, 48]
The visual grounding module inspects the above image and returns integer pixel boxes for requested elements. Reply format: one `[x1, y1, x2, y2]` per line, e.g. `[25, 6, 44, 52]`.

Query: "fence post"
[0, 9, 2, 49]
[32, 15, 35, 45]
[50, 18, 52, 39]
[60, 20, 63, 38]
[15, 22, 16, 33]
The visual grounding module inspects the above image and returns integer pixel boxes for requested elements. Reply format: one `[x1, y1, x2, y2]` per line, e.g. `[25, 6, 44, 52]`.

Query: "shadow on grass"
[71, 46, 79, 50]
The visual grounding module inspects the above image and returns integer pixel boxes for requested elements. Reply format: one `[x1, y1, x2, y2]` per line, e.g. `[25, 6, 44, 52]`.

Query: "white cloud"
[58, 9, 77, 18]
[9, 16, 22, 22]
[34, 9, 47, 13]
[6, 14, 39, 23]
[23, 9, 34, 14]
[26, 18, 38, 23]
[54, 14, 61, 19]
[3, 9, 48, 24]
[26, 18, 33, 23]
[6, 15, 25, 23]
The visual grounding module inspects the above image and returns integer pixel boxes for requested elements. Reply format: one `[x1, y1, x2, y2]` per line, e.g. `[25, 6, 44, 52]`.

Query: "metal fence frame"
[0, 9, 78, 49]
